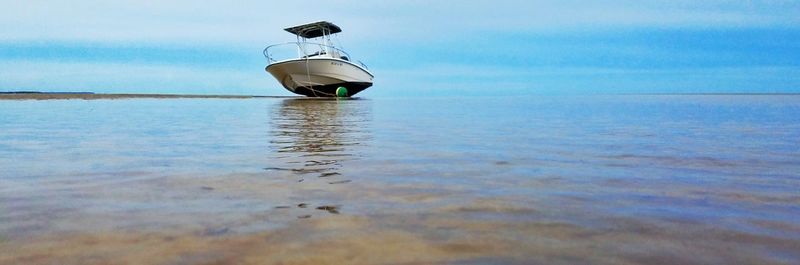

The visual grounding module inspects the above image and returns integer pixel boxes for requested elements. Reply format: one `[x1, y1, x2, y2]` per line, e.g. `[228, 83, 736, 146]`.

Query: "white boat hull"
[265, 58, 374, 97]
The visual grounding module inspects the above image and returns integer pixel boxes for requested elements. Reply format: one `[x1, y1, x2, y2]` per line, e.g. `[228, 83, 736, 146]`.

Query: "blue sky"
[1, 1, 799, 96]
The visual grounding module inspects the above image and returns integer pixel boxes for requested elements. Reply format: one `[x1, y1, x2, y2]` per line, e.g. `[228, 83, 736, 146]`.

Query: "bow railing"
[263, 42, 368, 70]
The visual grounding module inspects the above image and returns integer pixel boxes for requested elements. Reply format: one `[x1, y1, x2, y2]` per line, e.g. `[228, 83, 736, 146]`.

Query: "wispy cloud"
[2, 1, 798, 44]
[379, 64, 800, 95]
[0, 60, 276, 95]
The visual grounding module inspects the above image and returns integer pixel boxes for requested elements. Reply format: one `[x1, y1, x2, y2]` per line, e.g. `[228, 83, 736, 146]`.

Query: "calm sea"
[1, 95, 799, 264]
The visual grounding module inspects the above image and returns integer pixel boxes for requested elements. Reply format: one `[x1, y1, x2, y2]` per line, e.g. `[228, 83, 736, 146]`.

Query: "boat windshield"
[264, 42, 351, 62]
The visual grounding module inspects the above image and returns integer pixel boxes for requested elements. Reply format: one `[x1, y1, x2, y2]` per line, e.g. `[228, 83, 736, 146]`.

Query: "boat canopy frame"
[284, 21, 342, 39]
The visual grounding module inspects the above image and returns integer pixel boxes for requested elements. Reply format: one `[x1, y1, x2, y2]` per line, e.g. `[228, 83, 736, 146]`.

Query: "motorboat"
[263, 21, 374, 97]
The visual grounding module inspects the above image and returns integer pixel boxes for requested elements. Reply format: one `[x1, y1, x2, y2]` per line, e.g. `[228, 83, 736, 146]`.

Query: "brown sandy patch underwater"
[0, 92, 285, 100]
[3, 168, 798, 264]
[2, 203, 799, 265]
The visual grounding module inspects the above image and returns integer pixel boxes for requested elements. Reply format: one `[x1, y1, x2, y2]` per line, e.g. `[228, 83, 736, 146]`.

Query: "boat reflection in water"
[265, 98, 372, 214]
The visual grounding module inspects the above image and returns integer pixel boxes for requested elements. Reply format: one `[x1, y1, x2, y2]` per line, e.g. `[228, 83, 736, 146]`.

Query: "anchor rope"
[300, 43, 335, 97]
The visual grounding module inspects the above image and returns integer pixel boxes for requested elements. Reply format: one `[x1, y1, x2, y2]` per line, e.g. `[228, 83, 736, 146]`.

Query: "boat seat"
[303, 51, 326, 58]
[340, 56, 349, 61]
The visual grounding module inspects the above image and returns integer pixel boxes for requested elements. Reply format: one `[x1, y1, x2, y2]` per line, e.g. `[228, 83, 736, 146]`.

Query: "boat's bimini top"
[284, 21, 342, 39]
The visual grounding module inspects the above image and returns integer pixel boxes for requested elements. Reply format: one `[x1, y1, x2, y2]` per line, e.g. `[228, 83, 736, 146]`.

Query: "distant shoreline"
[0, 92, 292, 100]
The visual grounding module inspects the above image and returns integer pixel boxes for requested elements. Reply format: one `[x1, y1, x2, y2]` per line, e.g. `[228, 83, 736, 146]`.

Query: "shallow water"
[1, 95, 799, 264]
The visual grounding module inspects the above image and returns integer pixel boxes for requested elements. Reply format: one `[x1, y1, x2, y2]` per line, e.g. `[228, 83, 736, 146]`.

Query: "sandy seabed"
[0, 93, 285, 100]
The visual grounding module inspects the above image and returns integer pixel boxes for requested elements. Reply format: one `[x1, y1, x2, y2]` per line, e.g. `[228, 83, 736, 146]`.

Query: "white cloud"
[1, 0, 797, 44]
[0, 60, 282, 95]
[374, 63, 800, 95]
[3, 59, 798, 96]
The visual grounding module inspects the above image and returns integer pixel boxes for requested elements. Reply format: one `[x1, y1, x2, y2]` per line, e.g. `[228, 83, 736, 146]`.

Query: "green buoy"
[335, 86, 348, 97]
